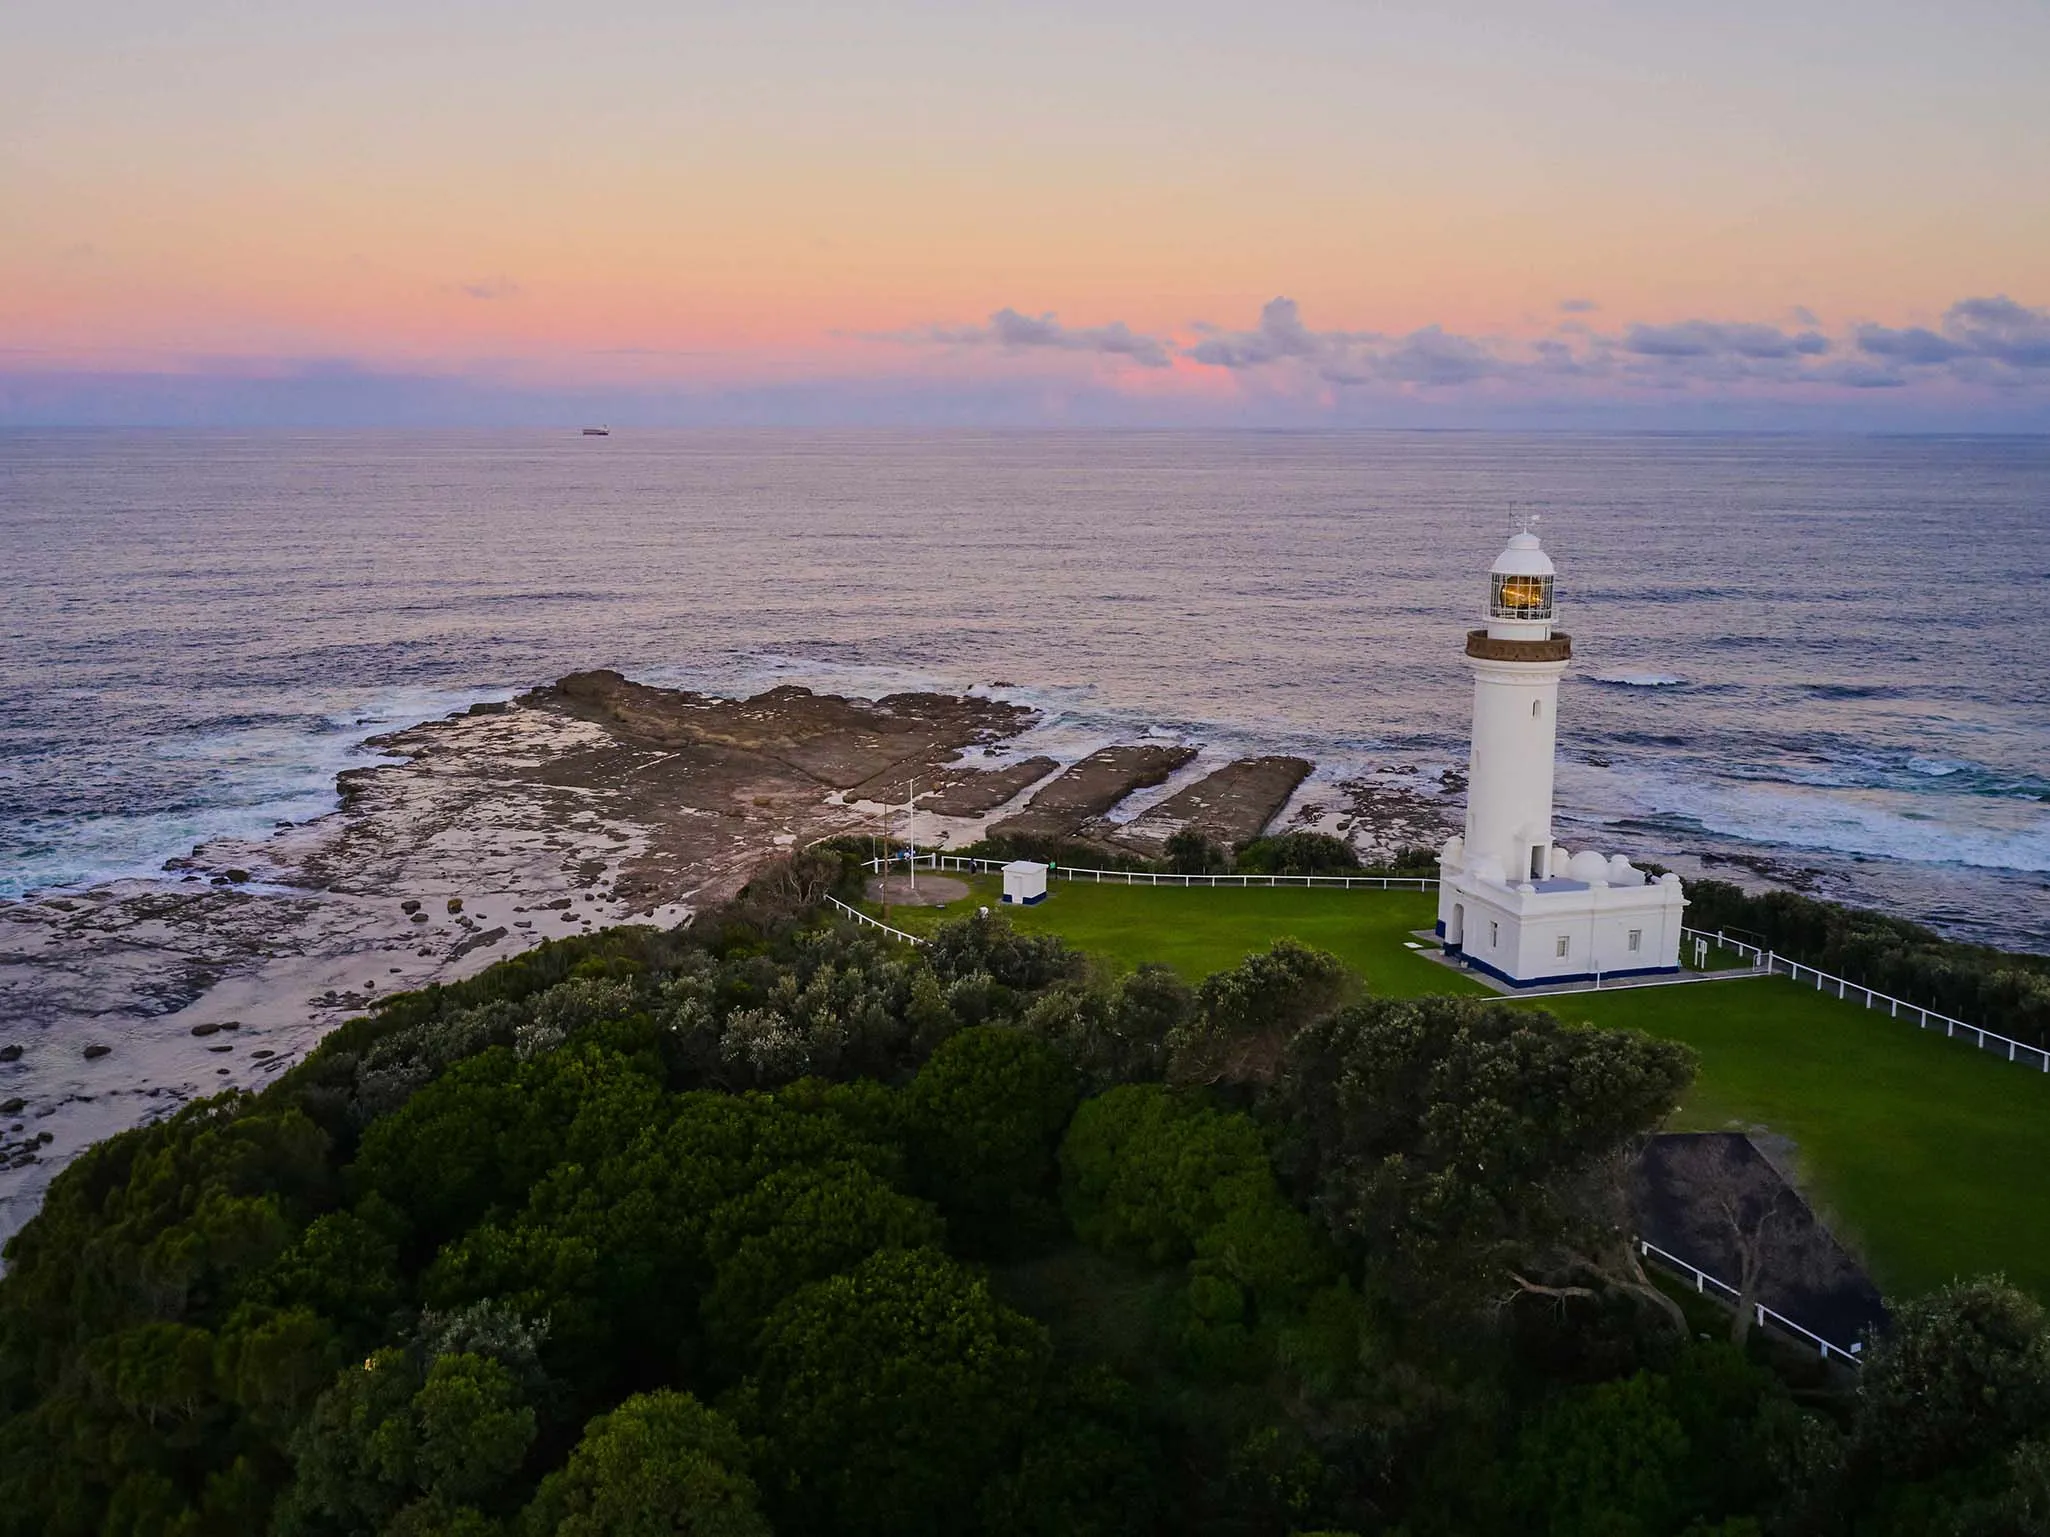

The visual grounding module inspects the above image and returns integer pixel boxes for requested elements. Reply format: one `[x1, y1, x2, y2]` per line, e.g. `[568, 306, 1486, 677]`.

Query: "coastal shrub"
[1233, 831, 1362, 875]
[1023, 962, 1192, 1087]
[1166, 938, 1351, 1086]
[1166, 827, 1231, 874]
[957, 833, 1160, 873]
[924, 909, 1087, 995]
[700, 1162, 944, 1363]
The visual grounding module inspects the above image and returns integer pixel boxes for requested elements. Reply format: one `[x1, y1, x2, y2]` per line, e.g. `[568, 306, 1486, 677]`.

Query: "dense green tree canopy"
[1269, 993, 1695, 1321]
[3, 859, 2044, 1537]
[520, 1390, 769, 1537]
[743, 1247, 1053, 1537]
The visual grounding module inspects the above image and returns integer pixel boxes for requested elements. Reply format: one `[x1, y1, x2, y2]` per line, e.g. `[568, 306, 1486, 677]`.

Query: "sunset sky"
[4, 0, 2047, 425]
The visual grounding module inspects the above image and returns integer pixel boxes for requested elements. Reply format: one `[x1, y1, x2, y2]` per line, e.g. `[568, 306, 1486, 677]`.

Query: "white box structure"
[1001, 860, 1050, 906]
[1435, 531, 1685, 985]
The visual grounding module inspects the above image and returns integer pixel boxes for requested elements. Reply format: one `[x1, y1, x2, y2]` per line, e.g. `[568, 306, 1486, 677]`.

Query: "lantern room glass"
[1490, 572, 1554, 619]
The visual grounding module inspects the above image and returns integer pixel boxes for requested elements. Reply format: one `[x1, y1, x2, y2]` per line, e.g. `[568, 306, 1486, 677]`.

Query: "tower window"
[1555, 935, 1570, 958]
[1532, 700, 1541, 717]
[1491, 572, 1554, 619]
[1628, 929, 1643, 953]
[1490, 921, 1499, 947]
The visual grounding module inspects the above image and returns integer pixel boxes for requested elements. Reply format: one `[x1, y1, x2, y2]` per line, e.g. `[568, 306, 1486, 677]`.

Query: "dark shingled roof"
[1633, 1132, 1889, 1351]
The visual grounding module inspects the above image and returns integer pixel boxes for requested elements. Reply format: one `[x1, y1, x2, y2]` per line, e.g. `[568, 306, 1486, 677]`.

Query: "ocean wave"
[1579, 764, 2050, 875]
[1590, 671, 1687, 688]
[1, 683, 514, 900]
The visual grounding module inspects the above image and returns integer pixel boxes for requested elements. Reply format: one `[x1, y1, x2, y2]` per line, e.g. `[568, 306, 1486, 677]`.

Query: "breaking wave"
[1590, 671, 1688, 688]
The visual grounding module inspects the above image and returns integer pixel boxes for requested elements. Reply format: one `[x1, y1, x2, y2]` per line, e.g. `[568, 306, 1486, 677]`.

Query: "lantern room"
[1485, 531, 1557, 639]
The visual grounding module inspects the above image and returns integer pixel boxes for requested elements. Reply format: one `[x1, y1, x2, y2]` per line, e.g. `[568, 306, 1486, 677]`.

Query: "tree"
[744, 1247, 1053, 1537]
[248, 1208, 404, 1345]
[1268, 995, 1695, 1328]
[1509, 1371, 1691, 1537]
[1023, 965, 1192, 1087]
[923, 911, 1085, 995]
[1062, 1084, 1298, 1271]
[520, 1391, 769, 1537]
[699, 849, 845, 943]
[1062, 1084, 1336, 1380]
[1233, 832, 1361, 876]
[350, 1040, 667, 1255]
[1165, 827, 1230, 875]
[275, 1347, 536, 1534]
[421, 1088, 903, 1396]
[978, 1365, 1163, 1537]
[902, 1026, 1079, 1249]
[701, 1162, 944, 1363]
[1168, 939, 1351, 1087]
[1854, 1276, 2050, 1484]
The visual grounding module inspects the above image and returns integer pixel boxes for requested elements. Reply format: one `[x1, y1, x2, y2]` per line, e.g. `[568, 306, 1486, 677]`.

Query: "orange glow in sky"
[3, 1, 2047, 421]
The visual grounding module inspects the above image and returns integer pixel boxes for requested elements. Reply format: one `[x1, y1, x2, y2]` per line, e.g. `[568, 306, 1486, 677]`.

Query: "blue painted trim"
[1458, 951, 1682, 988]
[1002, 892, 1050, 906]
[1433, 920, 1446, 937]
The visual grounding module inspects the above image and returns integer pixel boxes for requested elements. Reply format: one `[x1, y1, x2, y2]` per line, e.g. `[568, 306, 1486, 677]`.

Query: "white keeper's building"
[1435, 531, 1686, 985]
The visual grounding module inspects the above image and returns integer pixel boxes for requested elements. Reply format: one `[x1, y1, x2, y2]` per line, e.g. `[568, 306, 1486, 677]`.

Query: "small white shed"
[1001, 860, 1049, 906]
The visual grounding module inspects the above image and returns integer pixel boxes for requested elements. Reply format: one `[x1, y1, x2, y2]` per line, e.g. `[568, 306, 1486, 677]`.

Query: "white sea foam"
[1, 684, 516, 900]
[1572, 761, 2050, 874]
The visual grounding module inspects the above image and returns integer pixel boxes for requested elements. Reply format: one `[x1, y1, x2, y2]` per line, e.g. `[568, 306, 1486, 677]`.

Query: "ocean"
[3, 428, 2047, 952]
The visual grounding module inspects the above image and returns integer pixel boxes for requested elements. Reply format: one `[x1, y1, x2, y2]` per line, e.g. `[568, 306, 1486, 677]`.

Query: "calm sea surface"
[3, 429, 2047, 950]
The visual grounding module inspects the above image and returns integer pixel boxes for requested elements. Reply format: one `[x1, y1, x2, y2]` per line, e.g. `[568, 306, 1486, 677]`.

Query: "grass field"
[858, 877, 2050, 1300]
[865, 873, 1475, 996]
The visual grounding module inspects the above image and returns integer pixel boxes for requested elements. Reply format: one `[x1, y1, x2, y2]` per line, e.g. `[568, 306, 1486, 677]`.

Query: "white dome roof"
[1491, 531, 1555, 578]
[1567, 849, 1610, 882]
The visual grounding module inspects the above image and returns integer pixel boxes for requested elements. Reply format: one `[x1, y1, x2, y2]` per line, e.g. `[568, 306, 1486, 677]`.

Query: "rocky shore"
[0, 671, 1464, 1246]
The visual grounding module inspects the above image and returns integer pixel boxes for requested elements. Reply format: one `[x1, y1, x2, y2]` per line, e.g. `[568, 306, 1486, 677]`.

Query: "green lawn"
[866, 874, 1477, 996]
[857, 879, 2050, 1300]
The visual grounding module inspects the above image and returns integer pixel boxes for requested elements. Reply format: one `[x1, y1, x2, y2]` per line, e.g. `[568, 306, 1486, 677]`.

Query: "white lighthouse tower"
[1436, 530, 1685, 985]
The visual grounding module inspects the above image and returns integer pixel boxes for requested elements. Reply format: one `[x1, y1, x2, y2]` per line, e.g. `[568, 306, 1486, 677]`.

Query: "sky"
[3, 0, 2047, 427]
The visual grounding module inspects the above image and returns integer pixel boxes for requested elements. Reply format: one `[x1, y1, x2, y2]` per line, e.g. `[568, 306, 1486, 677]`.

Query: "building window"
[1628, 929, 1642, 953]
[1555, 935, 1570, 958]
[1490, 921, 1500, 947]
[1532, 700, 1541, 717]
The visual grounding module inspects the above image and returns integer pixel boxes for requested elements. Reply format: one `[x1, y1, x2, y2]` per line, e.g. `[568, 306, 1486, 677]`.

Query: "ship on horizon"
[581, 426, 610, 436]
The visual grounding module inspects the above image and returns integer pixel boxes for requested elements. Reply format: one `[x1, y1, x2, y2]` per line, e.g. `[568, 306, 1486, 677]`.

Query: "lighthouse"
[1436, 530, 1686, 985]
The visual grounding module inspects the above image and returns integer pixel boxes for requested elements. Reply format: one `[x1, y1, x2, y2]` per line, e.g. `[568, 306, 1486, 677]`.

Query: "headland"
[0, 670, 1458, 1244]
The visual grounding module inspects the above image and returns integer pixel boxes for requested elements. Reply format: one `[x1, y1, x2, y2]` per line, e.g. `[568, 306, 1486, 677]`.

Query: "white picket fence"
[864, 851, 1434, 891]
[825, 894, 926, 946]
[1690, 928, 2050, 1073]
[1637, 1238, 1863, 1366]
